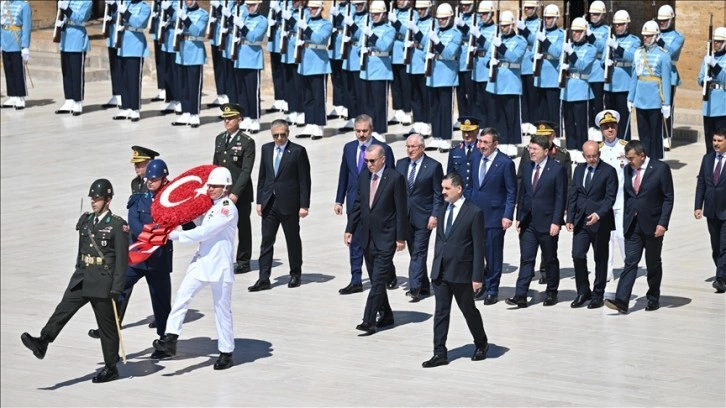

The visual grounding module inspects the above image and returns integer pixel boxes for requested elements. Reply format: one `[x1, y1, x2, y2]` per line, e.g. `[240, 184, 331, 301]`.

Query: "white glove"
[607, 37, 618, 49]
[282, 9, 292, 20]
[627, 101, 634, 110]
[330, 6, 339, 16]
[295, 38, 304, 47]
[468, 45, 477, 53]
[210, 0, 220, 7]
[492, 35, 502, 47]
[469, 25, 480, 38]
[342, 35, 351, 43]
[221, 26, 228, 33]
[661, 105, 671, 119]
[404, 40, 414, 48]
[704, 55, 717, 67]
[360, 46, 368, 54]
[178, 9, 187, 20]
[55, 18, 65, 28]
[490, 57, 499, 66]
[534, 52, 543, 60]
[536, 31, 546, 42]
[428, 30, 439, 44]
[704, 75, 713, 82]
[161, 0, 171, 10]
[455, 17, 464, 27]
[344, 15, 354, 26]
[561, 63, 570, 71]
[605, 58, 614, 67]
[426, 52, 435, 60]
[117, 25, 125, 31]
[562, 42, 573, 55]
[209, 16, 216, 23]
[388, 11, 397, 23]
[298, 19, 307, 30]
[118, 3, 127, 14]
[407, 20, 419, 34]
[58, 0, 69, 10]
[516, 20, 526, 31]
[169, 230, 180, 241]
[21, 48, 29, 62]
[270, 1, 280, 12]
[363, 26, 373, 37]
[104, 14, 113, 22]
[105, 0, 116, 5]
[586, 26, 592, 37]
[222, 7, 231, 17]
[234, 15, 244, 28]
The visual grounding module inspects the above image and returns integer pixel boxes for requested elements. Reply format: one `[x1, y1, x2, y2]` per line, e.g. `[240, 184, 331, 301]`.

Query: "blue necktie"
[274, 147, 282, 175]
[479, 157, 488, 185]
[357, 145, 366, 173]
[408, 161, 417, 190]
[445, 203, 454, 237]
[585, 166, 593, 188]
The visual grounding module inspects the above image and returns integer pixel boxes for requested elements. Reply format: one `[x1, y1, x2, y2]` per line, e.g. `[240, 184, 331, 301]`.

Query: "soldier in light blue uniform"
[101, 1, 122, 109]
[533, 4, 563, 127]
[296, 0, 331, 140]
[560, 17, 596, 159]
[586, 1, 609, 128]
[159, 0, 181, 114]
[111, 0, 150, 122]
[406, 1, 435, 137]
[266, 0, 287, 112]
[148, 0, 167, 102]
[219, 0, 242, 108]
[453, 0, 475, 127]
[170, 0, 209, 128]
[207, 0, 228, 107]
[698, 26, 726, 154]
[387, 0, 415, 126]
[424, 3, 461, 152]
[627, 21, 672, 160]
[327, 0, 348, 119]
[360, 0, 394, 139]
[54, 0, 92, 116]
[281, 1, 310, 128]
[486, 10, 526, 157]
[231, 0, 267, 133]
[516, 0, 541, 125]
[603, 10, 640, 140]
[469, 1, 495, 127]
[655, 5, 684, 150]
[339, 0, 368, 131]
[0, 0, 31, 109]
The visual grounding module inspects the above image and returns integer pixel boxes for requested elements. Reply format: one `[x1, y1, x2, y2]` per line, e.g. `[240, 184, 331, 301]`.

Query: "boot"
[102, 95, 121, 109]
[172, 112, 190, 126]
[71, 101, 83, 116]
[21, 332, 49, 359]
[189, 114, 201, 128]
[311, 124, 324, 140]
[92, 364, 119, 383]
[1, 96, 17, 108]
[55, 99, 73, 114]
[14, 97, 25, 110]
[151, 89, 166, 102]
[113, 109, 131, 120]
[249, 118, 260, 134]
[129, 110, 140, 122]
[213, 352, 234, 370]
[153, 333, 178, 356]
[161, 101, 177, 114]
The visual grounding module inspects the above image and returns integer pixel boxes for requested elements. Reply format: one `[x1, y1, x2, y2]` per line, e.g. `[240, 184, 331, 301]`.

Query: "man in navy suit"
[694, 129, 726, 293]
[447, 117, 482, 199]
[506, 135, 568, 308]
[396, 133, 444, 302]
[605, 140, 674, 313]
[470, 127, 517, 305]
[565, 141, 618, 309]
[334, 114, 396, 295]
[422, 173, 489, 368]
[345, 144, 408, 335]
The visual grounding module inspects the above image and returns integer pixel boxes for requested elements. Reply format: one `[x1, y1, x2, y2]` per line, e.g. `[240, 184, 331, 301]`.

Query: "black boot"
[88, 328, 100, 339]
[92, 364, 119, 383]
[213, 352, 234, 370]
[152, 333, 178, 356]
[21, 332, 49, 359]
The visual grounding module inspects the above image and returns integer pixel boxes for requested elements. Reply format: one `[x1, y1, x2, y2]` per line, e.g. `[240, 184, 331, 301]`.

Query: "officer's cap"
[130, 145, 160, 163]
[596, 109, 620, 127]
[458, 116, 480, 132]
[220, 103, 244, 118]
[533, 120, 557, 136]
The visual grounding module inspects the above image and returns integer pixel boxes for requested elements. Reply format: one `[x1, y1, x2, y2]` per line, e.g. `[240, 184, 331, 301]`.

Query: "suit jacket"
[431, 200, 485, 283]
[213, 130, 256, 203]
[470, 150, 517, 229]
[447, 142, 481, 199]
[346, 168, 408, 250]
[566, 160, 618, 233]
[623, 159, 674, 234]
[395, 155, 444, 229]
[257, 141, 312, 215]
[335, 139, 395, 213]
[695, 152, 726, 220]
[517, 158, 568, 233]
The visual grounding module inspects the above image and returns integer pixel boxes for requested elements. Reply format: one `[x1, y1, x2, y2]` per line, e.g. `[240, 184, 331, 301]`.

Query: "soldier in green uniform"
[21, 179, 129, 384]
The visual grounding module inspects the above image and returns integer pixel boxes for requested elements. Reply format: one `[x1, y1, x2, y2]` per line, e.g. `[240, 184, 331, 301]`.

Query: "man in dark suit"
[334, 114, 396, 295]
[565, 141, 618, 309]
[470, 127, 517, 305]
[422, 172, 489, 368]
[345, 144, 408, 335]
[605, 140, 674, 313]
[447, 117, 482, 199]
[396, 133, 444, 302]
[694, 129, 726, 293]
[249, 119, 312, 292]
[506, 135, 568, 308]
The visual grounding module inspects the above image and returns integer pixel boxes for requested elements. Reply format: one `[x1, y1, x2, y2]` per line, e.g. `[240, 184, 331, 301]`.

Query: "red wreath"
[128, 165, 218, 265]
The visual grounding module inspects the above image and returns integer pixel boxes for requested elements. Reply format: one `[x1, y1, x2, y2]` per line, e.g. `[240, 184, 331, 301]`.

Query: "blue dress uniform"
[360, 18, 395, 136]
[114, 0, 151, 120]
[486, 27, 527, 151]
[471, 19, 496, 126]
[233, 6, 268, 127]
[407, 14, 435, 134]
[587, 21, 609, 125]
[657, 27, 684, 144]
[389, 5, 416, 124]
[425, 24, 462, 150]
[340, 6, 368, 129]
[220, 1, 242, 106]
[698, 46, 726, 154]
[560, 34, 596, 153]
[149, 0, 166, 99]
[55, 0, 92, 115]
[327, 1, 348, 117]
[446, 137, 481, 199]
[0, 0, 31, 108]
[265, 0, 286, 111]
[297, 10, 332, 138]
[281, 4, 310, 126]
[603, 32, 640, 140]
[455, 11, 475, 120]
[102, 2, 123, 108]
[159, 0, 180, 111]
[208, 1, 228, 105]
[173, 2, 209, 125]
[533, 25, 564, 126]
[519, 13, 541, 124]
[628, 43, 672, 160]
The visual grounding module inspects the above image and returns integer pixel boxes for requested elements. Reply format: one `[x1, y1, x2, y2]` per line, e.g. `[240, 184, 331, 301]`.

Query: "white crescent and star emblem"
[159, 175, 208, 208]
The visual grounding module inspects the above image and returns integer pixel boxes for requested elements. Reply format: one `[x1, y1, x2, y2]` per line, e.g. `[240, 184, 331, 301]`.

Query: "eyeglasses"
[272, 133, 288, 139]
[600, 123, 617, 130]
[364, 158, 381, 164]
[405, 145, 423, 149]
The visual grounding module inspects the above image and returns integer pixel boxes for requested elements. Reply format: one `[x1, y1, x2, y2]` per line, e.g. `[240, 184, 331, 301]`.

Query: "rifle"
[327, 0, 337, 50]
[206, 0, 217, 40]
[102, 2, 113, 38]
[340, 2, 352, 59]
[488, 0, 501, 83]
[157, 0, 167, 42]
[218, 0, 230, 51]
[464, 0, 478, 70]
[52, 7, 64, 43]
[230, 3, 242, 60]
[424, 3, 436, 77]
[703, 13, 714, 101]
[148, 0, 159, 32]
[360, 0, 371, 71]
[280, 0, 290, 54]
[557, 1, 570, 88]
[294, 2, 307, 64]
[266, 0, 275, 43]
[402, 5, 414, 64]
[532, 1, 544, 77]
[603, 0, 613, 84]
[172, 0, 183, 52]
[113, 0, 126, 50]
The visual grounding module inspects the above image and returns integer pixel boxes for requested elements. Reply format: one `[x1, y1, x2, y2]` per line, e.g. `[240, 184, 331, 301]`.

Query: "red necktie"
[633, 167, 642, 194]
[532, 164, 541, 190]
[369, 174, 379, 207]
[714, 154, 723, 185]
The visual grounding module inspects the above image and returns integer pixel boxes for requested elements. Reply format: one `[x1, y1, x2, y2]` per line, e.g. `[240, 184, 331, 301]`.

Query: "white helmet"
[415, 0, 431, 8]
[351, 0, 366, 3]
[589, 1, 606, 14]
[307, 1, 324, 17]
[478, 1, 494, 13]
[369, 0, 386, 13]
[523, 1, 538, 8]
[207, 167, 233, 186]
[499, 10, 515, 26]
[715, 26, 726, 41]
[246, 0, 262, 3]
[543, 4, 559, 17]
[436, 2, 454, 18]
[657, 5, 674, 20]
[571, 17, 587, 31]
[460, 0, 473, 4]
[642, 20, 659, 36]
[612, 10, 630, 24]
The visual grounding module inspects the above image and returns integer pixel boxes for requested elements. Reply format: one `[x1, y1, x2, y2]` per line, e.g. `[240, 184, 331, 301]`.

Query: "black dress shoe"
[151, 96, 164, 102]
[406, 288, 421, 302]
[339, 283, 363, 295]
[72, 111, 82, 116]
[355, 321, 377, 336]
[101, 103, 119, 109]
[587, 298, 604, 309]
[387, 119, 400, 125]
[311, 134, 323, 140]
[234, 263, 250, 274]
[471, 343, 490, 361]
[338, 126, 354, 132]
[148, 320, 157, 329]
[473, 287, 486, 300]
[387, 276, 398, 290]
[543, 294, 558, 306]
[213, 352, 234, 370]
[645, 300, 660, 311]
[712, 278, 726, 293]
[190, 123, 200, 128]
[248, 280, 271, 292]
[88, 328, 100, 339]
[420, 288, 431, 297]
[538, 276, 547, 284]
[505, 296, 527, 308]
[92, 364, 119, 383]
[160, 109, 175, 115]
[422, 354, 449, 368]
[112, 114, 127, 120]
[483, 294, 498, 305]
[152, 333, 178, 355]
[604, 299, 628, 314]
[570, 293, 592, 308]
[21, 332, 48, 359]
[376, 314, 394, 328]
[150, 349, 173, 360]
[288, 275, 301, 288]
[130, 117, 140, 122]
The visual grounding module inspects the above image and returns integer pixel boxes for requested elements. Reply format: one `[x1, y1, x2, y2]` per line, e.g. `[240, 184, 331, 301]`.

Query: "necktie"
[357, 145, 366, 173]
[466, 145, 472, 160]
[225, 133, 232, 147]
[714, 154, 723, 185]
[369, 174, 379, 207]
[445, 203, 454, 237]
[479, 157, 489, 185]
[408, 161, 417, 190]
[585, 166, 593, 189]
[274, 147, 282, 176]
[633, 167, 642, 194]
[532, 164, 541, 190]
[94, 216, 99, 225]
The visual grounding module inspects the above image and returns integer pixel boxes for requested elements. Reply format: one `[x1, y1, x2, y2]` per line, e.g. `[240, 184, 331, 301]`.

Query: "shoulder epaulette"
[598, 142, 604, 148]
[557, 146, 568, 153]
[111, 214, 127, 224]
[222, 199, 230, 206]
[618, 139, 628, 146]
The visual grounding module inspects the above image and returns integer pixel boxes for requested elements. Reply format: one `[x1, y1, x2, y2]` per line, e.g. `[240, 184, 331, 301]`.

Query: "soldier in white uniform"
[153, 167, 239, 371]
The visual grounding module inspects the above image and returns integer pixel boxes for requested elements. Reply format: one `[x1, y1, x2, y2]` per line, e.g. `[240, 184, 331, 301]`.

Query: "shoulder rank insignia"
[618, 139, 628, 146]
[223, 199, 230, 206]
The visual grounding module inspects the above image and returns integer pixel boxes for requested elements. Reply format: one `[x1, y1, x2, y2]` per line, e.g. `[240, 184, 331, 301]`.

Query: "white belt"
[125, 26, 144, 33]
[567, 72, 589, 80]
[545, 54, 558, 60]
[437, 55, 458, 61]
[499, 62, 520, 69]
[709, 83, 725, 90]
[304, 43, 327, 50]
[67, 21, 87, 27]
[182, 35, 205, 42]
[240, 40, 262, 46]
[614, 61, 632, 67]
[369, 51, 390, 57]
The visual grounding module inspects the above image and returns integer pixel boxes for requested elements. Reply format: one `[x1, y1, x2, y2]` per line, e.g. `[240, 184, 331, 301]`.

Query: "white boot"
[340, 118, 354, 130]
[240, 117, 252, 130]
[311, 125, 324, 139]
[113, 109, 131, 120]
[438, 139, 452, 152]
[162, 101, 176, 112]
[2, 97, 17, 108]
[189, 114, 200, 128]
[388, 110, 403, 124]
[152, 89, 166, 101]
[282, 101, 289, 112]
[409, 122, 422, 135]
[129, 110, 140, 122]
[298, 124, 313, 137]
[341, 106, 349, 119]
[209, 95, 223, 106]
[663, 137, 671, 151]
[72, 101, 83, 116]
[249, 118, 260, 133]
[285, 112, 298, 124]
[421, 123, 432, 137]
[14, 97, 25, 109]
[174, 102, 182, 114]
[296, 112, 305, 126]
[400, 112, 412, 126]
[372, 132, 385, 142]
[56, 99, 73, 113]
[508, 144, 519, 157]
[453, 121, 461, 130]
[327, 106, 341, 118]
[103, 95, 120, 107]
[219, 95, 229, 104]
[426, 137, 441, 150]
[172, 112, 190, 125]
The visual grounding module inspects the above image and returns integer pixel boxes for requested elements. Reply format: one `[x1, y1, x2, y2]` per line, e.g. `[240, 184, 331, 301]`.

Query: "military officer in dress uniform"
[532, 4, 563, 127]
[655, 5, 684, 151]
[328, 0, 350, 119]
[699, 26, 726, 154]
[405, 0, 434, 137]
[280, 1, 309, 128]
[586, 1, 609, 130]
[628, 21, 672, 160]
[516, 0, 541, 126]
[21, 179, 129, 383]
[447, 116, 481, 199]
[0, 0, 31, 110]
[360, 0, 394, 140]
[266, 0, 287, 113]
[469, 1, 495, 127]
[54, 0, 92, 116]
[207, 0, 229, 108]
[231, 0, 267, 134]
[130, 145, 160, 194]
[453, 0, 475, 129]
[387, 0, 415, 126]
[603, 10, 640, 140]
[339, 0, 368, 131]
[213, 103, 255, 275]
